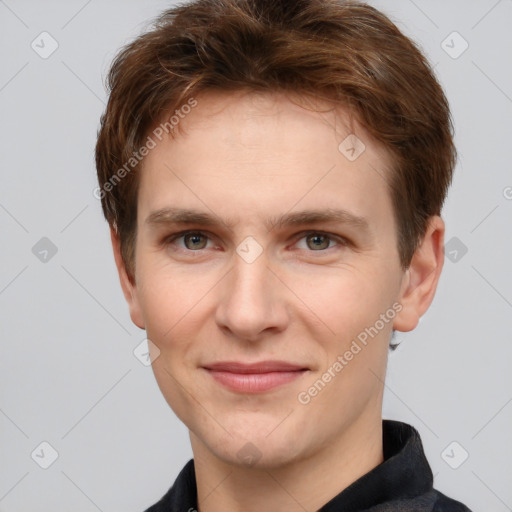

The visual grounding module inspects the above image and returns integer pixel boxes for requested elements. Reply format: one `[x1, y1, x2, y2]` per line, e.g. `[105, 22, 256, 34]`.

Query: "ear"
[110, 226, 145, 330]
[393, 215, 445, 332]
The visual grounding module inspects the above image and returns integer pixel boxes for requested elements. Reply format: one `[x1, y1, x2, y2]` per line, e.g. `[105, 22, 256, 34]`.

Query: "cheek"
[295, 268, 391, 333]
[136, 265, 190, 341]
[135, 243, 399, 350]
[298, 269, 395, 387]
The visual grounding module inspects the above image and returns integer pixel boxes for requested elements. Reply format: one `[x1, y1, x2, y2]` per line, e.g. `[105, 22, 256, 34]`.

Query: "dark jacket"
[144, 420, 472, 511]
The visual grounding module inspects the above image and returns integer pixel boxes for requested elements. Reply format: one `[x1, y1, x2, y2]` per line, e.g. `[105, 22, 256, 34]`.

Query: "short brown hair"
[95, 0, 456, 283]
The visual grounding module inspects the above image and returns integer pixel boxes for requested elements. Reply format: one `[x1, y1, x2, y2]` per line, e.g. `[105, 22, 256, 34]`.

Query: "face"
[113, 90, 440, 469]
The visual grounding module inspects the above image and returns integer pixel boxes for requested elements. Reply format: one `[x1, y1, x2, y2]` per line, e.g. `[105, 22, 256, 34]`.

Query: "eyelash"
[163, 230, 349, 256]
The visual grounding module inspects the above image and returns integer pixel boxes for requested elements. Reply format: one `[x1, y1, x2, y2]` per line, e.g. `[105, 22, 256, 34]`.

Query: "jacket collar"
[155, 420, 435, 511]
[319, 419, 433, 510]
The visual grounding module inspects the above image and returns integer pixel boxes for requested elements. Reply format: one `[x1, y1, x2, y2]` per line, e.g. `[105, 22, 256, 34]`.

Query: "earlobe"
[110, 226, 146, 330]
[393, 216, 445, 333]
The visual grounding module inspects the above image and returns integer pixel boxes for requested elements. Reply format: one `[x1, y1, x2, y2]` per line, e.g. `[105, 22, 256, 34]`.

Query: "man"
[95, 0, 472, 510]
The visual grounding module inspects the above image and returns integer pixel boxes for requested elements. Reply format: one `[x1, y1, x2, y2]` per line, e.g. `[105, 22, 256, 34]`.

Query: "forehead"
[137, 90, 396, 239]
[166, 90, 362, 147]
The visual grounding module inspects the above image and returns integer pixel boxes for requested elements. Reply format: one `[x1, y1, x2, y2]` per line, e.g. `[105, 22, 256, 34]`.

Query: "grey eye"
[183, 233, 208, 250]
[306, 234, 331, 250]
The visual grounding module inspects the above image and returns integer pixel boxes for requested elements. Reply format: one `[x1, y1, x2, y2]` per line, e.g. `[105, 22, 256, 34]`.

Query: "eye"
[165, 230, 214, 251]
[294, 231, 348, 252]
[163, 230, 348, 255]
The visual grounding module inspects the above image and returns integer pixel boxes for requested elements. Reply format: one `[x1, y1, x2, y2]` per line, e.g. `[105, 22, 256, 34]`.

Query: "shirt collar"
[156, 420, 434, 511]
[319, 419, 434, 510]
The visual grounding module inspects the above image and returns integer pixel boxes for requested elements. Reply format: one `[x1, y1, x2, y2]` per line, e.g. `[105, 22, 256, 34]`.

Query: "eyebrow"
[144, 207, 371, 234]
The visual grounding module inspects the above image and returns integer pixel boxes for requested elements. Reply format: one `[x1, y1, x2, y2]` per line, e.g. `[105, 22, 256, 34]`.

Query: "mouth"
[201, 360, 309, 393]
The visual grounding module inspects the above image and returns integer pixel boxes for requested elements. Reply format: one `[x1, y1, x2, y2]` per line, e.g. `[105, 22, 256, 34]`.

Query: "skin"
[111, 90, 445, 512]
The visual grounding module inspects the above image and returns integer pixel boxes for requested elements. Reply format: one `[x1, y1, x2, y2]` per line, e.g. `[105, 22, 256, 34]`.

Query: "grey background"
[0, 0, 511, 510]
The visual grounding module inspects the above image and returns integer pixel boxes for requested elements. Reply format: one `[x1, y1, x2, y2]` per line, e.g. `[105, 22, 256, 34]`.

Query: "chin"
[208, 429, 306, 470]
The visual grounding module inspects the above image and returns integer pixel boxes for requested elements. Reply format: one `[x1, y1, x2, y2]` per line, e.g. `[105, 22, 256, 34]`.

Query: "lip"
[203, 360, 308, 373]
[202, 360, 309, 393]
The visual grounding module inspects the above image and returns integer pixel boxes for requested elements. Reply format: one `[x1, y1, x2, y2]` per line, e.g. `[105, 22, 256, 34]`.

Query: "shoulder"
[142, 459, 197, 512]
[432, 489, 473, 512]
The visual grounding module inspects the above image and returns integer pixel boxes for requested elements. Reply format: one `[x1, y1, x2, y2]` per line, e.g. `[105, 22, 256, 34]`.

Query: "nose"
[215, 249, 289, 342]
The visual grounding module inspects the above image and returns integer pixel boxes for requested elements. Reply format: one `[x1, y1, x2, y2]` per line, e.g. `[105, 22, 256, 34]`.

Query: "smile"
[202, 360, 309, 393]
[204, 369, 308, 393]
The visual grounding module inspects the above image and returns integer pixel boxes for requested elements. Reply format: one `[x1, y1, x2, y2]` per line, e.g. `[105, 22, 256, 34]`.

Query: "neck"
[190, 412, 384, 512]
